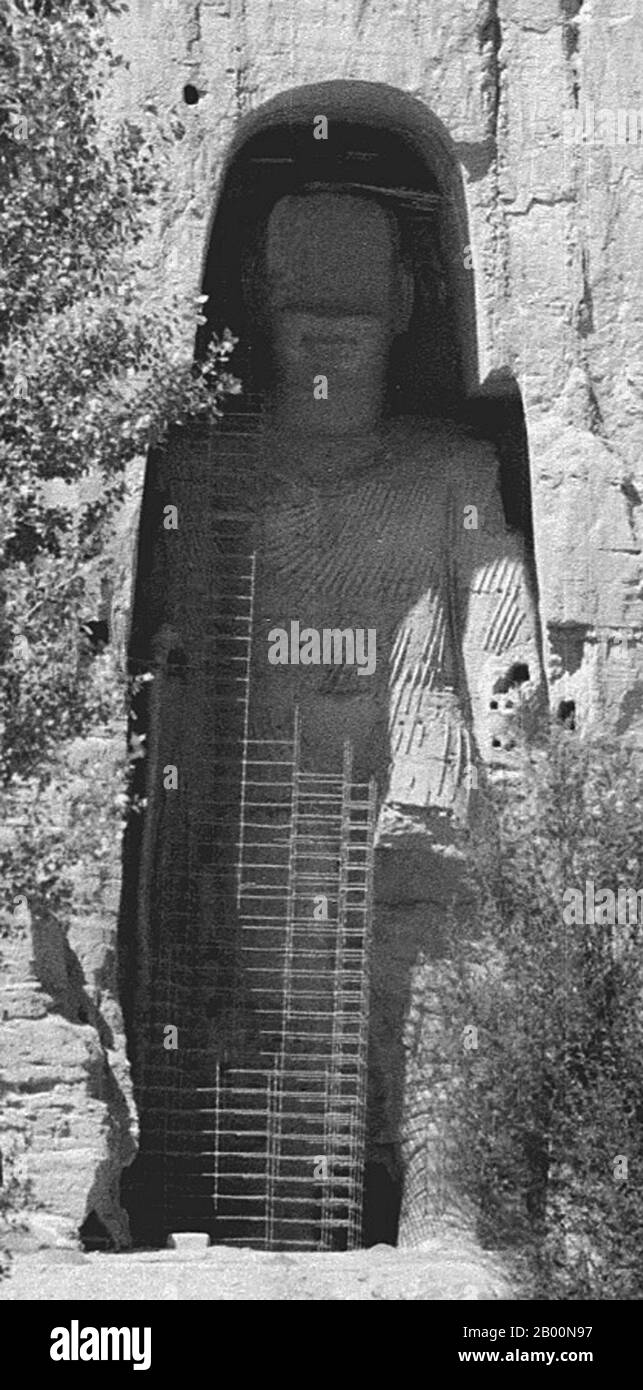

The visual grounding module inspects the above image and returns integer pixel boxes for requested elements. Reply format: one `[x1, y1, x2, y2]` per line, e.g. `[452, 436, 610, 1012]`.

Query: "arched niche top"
[199, 79, 481, 407]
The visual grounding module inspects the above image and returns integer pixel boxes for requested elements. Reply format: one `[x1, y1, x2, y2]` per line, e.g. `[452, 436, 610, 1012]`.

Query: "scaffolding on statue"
[136, 486, 376, 1250]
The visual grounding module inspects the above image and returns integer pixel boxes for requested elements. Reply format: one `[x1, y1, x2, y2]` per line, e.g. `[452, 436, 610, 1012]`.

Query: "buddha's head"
[264, 190, 413, 435]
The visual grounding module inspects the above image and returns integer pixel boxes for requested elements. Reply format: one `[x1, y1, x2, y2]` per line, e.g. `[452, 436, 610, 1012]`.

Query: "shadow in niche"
[198, 114, 466, 416]
[119, 86, 542, 1252]
[465, 379, 539, 575]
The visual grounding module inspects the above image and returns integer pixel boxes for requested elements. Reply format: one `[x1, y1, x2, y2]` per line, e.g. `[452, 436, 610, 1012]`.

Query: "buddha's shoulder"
[380, 417, 499, 491]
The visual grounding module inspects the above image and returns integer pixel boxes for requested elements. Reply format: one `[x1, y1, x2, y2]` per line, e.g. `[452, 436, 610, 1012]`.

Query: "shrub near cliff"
[0, 0, 238, 777]
[435, 734, 643, 1299]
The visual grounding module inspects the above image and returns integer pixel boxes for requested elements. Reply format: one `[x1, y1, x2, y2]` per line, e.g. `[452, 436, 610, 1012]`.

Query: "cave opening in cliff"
[118, 83, 538, 1253]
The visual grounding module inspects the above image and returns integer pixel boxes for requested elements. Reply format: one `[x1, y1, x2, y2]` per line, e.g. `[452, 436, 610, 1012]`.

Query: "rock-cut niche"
[119, 91, 543, 1251]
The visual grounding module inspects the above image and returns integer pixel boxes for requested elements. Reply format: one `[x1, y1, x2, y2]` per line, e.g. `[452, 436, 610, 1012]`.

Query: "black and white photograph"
[0, 0, 642, 1360]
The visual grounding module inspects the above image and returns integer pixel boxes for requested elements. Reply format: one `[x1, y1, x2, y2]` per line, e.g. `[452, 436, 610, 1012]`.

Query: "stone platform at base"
[1, 1240, 523, 1301]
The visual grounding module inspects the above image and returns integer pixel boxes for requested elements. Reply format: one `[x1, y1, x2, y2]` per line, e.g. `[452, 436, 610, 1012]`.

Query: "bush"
[437, 731, 643, 1299]
[0, 0, 239, 777]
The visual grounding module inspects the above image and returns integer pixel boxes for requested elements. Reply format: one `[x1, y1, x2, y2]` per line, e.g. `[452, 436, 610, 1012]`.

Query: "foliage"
[437, 732, 643, 1298]
[0, 0, 239, 776]
[0, 723, 126, 942]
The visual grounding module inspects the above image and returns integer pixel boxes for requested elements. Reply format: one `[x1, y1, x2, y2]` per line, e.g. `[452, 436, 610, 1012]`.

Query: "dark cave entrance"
[119, 83, 538, 1252]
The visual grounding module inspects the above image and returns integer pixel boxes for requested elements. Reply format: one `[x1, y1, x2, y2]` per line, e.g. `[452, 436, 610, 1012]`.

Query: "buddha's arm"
[456, 454, 546, 781]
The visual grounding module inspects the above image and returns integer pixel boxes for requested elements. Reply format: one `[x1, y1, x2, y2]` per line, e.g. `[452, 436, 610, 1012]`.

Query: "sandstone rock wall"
[0, 731, 137, 1249]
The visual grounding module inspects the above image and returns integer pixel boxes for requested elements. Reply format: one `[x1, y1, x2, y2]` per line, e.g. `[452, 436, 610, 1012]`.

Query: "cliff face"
[0, 733, 137, 1250]
[0, 470, 143, 1251]
[2, 0, 642, 1248]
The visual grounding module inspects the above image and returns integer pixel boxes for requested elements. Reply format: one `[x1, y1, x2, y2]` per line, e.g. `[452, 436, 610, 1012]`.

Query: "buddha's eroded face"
[266, 192, 411, 435]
